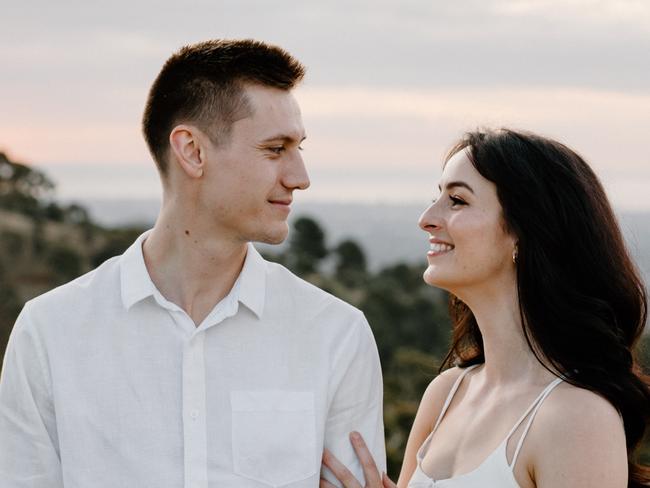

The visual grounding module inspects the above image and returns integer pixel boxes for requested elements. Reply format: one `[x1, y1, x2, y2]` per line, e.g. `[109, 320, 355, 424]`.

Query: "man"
[0, 39, 385, 487]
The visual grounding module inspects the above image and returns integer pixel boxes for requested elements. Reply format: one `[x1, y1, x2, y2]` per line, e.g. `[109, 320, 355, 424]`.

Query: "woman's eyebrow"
[437, 181, 475, 194]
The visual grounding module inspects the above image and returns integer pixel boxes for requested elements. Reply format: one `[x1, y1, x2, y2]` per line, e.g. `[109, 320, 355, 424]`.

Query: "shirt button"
[190, 410, 199, 420]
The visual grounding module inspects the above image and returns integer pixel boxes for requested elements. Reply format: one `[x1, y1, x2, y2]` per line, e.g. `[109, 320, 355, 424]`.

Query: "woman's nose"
[418, 202, 443, 233]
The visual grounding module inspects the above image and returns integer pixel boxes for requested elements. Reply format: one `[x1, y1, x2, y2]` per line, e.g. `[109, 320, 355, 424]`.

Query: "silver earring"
[512, 247, 518, 264]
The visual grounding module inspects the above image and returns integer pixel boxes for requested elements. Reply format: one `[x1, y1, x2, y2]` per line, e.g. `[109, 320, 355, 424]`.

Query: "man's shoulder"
[264, 260, 364, 322]
[24, 254, 122, 320]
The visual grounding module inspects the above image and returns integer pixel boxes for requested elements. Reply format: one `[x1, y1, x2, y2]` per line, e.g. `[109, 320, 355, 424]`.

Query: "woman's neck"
[457, 280, 556, 387]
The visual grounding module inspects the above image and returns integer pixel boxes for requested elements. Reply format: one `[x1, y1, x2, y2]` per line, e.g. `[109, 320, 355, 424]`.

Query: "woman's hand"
[321, 431, 397, 488]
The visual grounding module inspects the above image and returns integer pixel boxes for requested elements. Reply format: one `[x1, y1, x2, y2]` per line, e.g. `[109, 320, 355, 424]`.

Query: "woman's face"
[418, 149, 517, 295]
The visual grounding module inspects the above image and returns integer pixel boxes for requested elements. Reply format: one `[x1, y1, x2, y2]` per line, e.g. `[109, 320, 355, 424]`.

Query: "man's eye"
[269, 146, 285, 154]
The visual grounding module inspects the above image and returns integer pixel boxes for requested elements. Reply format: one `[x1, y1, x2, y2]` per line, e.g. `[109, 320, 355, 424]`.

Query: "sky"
[2, 0, 650, 209]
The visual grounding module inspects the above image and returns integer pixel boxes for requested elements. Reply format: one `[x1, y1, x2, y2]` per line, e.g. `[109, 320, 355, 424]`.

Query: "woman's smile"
[428, 239, 455, 257]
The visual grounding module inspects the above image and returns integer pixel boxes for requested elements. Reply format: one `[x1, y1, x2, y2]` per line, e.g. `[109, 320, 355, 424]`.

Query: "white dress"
[408, 365, 563, 488]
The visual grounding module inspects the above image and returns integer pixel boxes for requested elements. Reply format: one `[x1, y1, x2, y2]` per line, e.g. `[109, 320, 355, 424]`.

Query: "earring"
[512, 247, 518, 264]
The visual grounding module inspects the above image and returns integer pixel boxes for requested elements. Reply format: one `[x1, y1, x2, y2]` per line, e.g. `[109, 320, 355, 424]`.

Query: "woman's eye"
[449, 195, 466, 206]
[269, 146, 285, 154]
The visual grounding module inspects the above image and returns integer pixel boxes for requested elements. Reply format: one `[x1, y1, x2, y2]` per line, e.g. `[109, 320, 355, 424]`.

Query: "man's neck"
[142, 218, 248, 327]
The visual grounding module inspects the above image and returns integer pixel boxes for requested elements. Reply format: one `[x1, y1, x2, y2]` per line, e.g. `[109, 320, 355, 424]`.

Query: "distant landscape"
[78, 197, 650, 282]
[34, 160, 650, 280]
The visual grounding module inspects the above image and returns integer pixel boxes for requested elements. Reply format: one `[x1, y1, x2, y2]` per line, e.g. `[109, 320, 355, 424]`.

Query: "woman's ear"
[169, 124, 204, 179]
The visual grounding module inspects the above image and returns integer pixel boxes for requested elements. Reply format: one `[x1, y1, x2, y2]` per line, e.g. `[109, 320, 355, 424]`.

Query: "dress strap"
[508, 377, 564, 468]
[431, 364, 480, 434]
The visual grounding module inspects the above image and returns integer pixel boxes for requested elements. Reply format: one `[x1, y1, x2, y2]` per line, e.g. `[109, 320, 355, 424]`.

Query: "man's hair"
[142, 39, 306, 174]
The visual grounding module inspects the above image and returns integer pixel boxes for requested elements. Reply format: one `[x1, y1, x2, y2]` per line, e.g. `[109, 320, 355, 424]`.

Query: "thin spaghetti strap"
[431, 365, 479, 434]
[509, 377, 564, 469]
[415, 364, 481, 463]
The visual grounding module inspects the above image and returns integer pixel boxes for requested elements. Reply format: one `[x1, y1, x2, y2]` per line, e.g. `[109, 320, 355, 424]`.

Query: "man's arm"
[321, 312, 386, 487]
[0, 303, 64, 487]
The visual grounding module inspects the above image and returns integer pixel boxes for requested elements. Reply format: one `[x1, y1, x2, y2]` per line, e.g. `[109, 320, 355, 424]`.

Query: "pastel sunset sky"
[2, 0, 649, 209]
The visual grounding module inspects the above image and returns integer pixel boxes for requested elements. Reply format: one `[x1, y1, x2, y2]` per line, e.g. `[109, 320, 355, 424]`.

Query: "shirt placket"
[183, 331, 208, 488]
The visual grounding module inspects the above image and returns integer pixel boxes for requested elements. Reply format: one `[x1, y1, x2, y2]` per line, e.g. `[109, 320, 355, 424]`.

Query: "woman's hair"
[439, 128, 650, 486]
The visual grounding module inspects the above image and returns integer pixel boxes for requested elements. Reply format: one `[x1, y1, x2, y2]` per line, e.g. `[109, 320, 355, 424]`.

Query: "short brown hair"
[142, 39, 306, 174]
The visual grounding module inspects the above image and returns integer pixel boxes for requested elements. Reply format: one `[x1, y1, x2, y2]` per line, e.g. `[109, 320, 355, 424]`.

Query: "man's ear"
[169, 125, 205, 178]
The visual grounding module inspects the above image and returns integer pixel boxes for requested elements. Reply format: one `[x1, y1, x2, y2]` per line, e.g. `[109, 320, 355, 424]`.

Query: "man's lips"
[268, 199, 292, 212]
[269, 199, 292, 205]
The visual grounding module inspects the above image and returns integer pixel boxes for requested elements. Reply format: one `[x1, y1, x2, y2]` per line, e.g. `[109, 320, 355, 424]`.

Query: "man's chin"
[261, 234, 287, 245]
[253, 225, 289, 245]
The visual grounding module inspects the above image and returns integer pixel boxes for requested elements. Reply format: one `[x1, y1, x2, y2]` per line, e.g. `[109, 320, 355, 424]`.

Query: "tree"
[286, 216, 328, 275]
[334, 239, 367, 287]
[0, 259, 23, 366]
[361, 263, 451, 364]
[47, 245, 83, 283]
[90, 227, 146, 267]
[0, 152, 55, 218]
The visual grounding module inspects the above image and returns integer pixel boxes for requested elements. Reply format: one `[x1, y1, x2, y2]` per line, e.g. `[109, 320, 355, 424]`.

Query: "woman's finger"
[382, 471, 398, 488]
[349, 431, 382, 486]
[322, 448, 362, 488]
[320, 478, 339, 488]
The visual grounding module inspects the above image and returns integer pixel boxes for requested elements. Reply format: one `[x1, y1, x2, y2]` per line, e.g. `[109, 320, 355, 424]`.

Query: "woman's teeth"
[430, 243, 454, 253]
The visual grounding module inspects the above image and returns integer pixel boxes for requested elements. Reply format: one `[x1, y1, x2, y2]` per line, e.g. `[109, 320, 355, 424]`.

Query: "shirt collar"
[236, 242, 267, 319]
[119, 231, 266, 319]
[120, 230, 156, 310]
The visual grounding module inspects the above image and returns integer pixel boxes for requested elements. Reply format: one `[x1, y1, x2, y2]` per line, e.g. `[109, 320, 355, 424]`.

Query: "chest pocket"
[231, 390, 317, 486]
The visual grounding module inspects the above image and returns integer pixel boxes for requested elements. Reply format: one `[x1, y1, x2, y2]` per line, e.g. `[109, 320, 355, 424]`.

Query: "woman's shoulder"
[525, 381, 627, 486]
[396, 366, 475, 486]
[537, 381, 623, 435]
[417, 366, 473, 429]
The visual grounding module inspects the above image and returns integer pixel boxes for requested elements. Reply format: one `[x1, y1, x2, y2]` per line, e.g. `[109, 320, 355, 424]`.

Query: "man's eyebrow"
[437, 181, 475, 194]
[259, 133, 307, 144]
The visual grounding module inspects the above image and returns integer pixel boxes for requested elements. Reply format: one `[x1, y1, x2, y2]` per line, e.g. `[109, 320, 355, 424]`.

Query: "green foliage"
[383, 347, 440, 475]
[47, 245, 83, 283]
[91, 227, 146, 267]
[0, 231, 25, 258]
[361, 263, 451, 365]
[43, 202, 65, 221]
[636, 333, 650, 374]
[0, 254, 26, 366]
[0, 152, 55, 218]
[334, 239, 367, 287]
[286, 216, 328, 275]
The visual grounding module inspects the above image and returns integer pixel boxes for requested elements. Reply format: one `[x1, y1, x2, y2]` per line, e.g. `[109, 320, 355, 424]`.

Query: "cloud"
[2, 0, 649, 92]
[296, 86, 650, 175]
[2, 0, 649, 208]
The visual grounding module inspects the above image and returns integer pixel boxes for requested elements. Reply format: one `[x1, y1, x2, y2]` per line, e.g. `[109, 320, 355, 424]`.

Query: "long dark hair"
[439, 128, 650, 486]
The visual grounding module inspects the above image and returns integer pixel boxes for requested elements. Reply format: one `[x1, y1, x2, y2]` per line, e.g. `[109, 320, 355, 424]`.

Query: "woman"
[322, 129, 650, 488]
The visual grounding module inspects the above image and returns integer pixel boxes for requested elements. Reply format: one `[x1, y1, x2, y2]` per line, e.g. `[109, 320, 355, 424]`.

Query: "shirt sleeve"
[321, 311, 386, 486]
[0, 303, 64, 487]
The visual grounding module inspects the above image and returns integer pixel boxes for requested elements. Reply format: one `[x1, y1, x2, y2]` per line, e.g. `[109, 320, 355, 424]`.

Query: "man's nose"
[283, 150, 310, 191]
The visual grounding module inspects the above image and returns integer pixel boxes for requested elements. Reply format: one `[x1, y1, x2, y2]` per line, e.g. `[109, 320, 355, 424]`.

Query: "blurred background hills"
[77, 197, 650, 280]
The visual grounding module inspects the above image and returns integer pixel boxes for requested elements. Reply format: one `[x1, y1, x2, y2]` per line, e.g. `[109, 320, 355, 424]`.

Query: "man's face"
[198, 84, 309, 244]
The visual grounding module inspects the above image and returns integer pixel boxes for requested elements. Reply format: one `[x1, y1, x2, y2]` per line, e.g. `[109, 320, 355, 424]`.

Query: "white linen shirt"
[0, 231, 386, 488]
